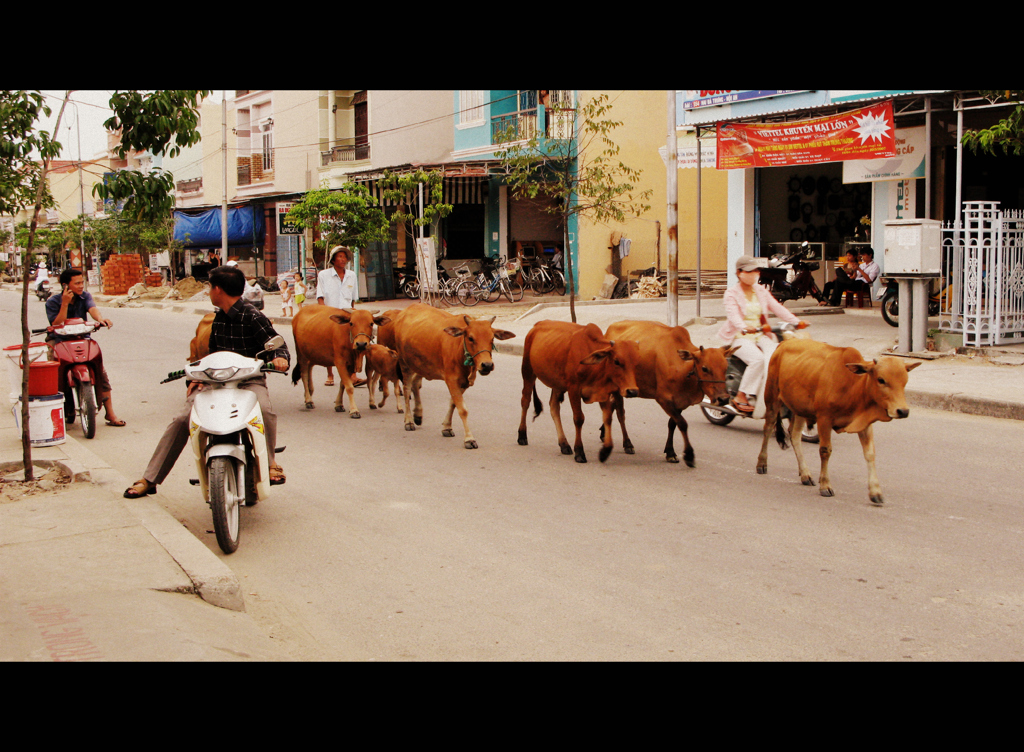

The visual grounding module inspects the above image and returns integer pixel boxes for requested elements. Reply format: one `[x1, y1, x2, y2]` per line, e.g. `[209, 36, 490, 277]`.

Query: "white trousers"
[732, 335, 778, 398]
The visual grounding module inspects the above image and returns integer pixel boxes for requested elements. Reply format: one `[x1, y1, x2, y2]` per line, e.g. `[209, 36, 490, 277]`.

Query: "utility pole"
[666, 90, 678, 326]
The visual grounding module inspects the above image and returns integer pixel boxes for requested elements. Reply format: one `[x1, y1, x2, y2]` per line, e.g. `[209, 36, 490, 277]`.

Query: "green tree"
[1, 90, 66, 479]
[497, 93, 652, 322]
[377, 169, 453, 303]
[2, 90, 206, 478]
[92, 90, 211, 223]
[962, 90, 1024, 156]
[285, 182, 390, 266]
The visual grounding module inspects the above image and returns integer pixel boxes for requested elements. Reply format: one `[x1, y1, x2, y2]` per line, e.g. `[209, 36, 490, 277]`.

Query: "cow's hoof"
[305, 402, 314, 409]
[414, 416, 423, 426]
[559, 444, 572, 456]
[574, 449, 587, 463]
[666, 454, 680, 464]
[517, 431, 528, 446]
[756, 464, 767, 474]
[335, 405, 345, 413]
[599, 445, 612, 463]
[870, 494, 884, 505]
[801, 475, 815, 486]
[404, 423, 416, 432]
[442, 428, 455, 437]
[370, 404, 378, 410]
[349, 411, 360, 419]
[464, 440, 478, 449]
[684, 450, 695, 468]
[819, 487, 834, 497]
[623, 441, 635, 455]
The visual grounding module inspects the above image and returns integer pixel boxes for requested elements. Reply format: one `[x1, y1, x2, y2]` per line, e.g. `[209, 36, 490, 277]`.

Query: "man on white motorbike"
[123, 265, 290, 499]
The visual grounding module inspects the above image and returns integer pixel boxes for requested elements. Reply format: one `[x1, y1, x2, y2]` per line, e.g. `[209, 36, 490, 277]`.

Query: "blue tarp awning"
[174, 206, 265, 248]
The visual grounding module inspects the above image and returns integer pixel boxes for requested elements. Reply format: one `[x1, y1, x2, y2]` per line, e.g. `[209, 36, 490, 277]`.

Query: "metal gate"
[939, 201, 1024, 346]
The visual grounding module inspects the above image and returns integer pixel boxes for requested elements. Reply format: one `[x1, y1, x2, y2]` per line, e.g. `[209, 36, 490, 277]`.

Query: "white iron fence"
[939, 201, 1024, 347]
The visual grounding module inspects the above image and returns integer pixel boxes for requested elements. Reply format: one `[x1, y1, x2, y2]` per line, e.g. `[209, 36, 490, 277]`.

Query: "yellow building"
[573, 90, 729, 300]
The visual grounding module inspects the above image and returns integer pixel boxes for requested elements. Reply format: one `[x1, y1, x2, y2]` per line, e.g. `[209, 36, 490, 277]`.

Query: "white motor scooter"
[699, 322, 819, 443]
[162, 336, 286, 553]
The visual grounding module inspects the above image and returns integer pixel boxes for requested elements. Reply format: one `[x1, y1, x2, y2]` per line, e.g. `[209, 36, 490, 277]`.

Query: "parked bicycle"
[456, 257, 524, 306]
[521, 255, 566, 295]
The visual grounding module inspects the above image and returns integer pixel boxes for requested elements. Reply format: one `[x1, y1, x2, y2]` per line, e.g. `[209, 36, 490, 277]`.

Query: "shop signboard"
[842, 126, 926, 183]
[277, 202, 302, 235]
[684, 91, 806, 109]
[716, 102, 896, 170]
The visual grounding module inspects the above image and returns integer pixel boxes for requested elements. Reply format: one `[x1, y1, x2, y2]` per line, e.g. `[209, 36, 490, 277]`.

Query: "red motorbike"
[32, 318, 107, 439]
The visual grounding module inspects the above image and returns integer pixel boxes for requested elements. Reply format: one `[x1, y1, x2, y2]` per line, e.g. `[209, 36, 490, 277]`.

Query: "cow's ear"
[845, 362, 873, 375]
[374, 315, 391, 326]
[724, 345, 740, 358]
[580, 349, 611, 365]
[677, 349, 696, 362]
[492, 329, 516, 340]
[904, 361, 922, 372]
[444, 326, 466, 338]
[329, 313, 351, 325]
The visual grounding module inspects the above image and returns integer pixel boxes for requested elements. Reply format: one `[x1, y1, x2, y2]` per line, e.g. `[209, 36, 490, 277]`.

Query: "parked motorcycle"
[161, 336, 287, 554]
[394, 266, 419, 299]
[758, 241, 827, 305]
[32, 318, 107, 439]
[699, 321, 819, 443]
[879, 276, 947, 328]
[35, 278, 50, 302]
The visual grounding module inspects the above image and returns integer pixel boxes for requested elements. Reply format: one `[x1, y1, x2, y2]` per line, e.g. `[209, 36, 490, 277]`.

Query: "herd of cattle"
[189, 302, 919, 505]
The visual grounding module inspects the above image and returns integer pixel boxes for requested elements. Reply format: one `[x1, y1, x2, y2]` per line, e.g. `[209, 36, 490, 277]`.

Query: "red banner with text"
[716, 102, 896, 169]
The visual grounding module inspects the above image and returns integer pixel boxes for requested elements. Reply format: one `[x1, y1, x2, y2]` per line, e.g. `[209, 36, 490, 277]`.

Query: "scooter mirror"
[263, 335, 285, 351]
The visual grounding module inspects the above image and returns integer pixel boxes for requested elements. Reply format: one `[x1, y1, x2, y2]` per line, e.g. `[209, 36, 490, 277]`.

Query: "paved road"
[5, 291, 1024, 660]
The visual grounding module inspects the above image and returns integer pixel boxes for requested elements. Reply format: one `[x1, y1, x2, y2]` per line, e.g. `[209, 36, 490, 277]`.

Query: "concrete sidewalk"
[2, 286, 1021, 661]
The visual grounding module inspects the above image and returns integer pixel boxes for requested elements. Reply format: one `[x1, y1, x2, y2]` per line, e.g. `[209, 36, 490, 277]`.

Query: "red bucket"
[27, 360, 60, 397]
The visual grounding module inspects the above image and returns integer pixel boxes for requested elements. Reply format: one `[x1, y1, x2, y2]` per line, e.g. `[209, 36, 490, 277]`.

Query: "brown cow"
[392, 303, 515, 449]
[755, 338, 920, 505]
[188, 312, 215, 361]
[291, 305, 390, 418]
[605, 320, 735, 466]
[517, 320, 640, 464]
[364, 343, 403, 412]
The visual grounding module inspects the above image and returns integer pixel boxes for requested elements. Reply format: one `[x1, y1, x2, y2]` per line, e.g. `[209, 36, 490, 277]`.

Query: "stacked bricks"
[101, 254, 146, 295]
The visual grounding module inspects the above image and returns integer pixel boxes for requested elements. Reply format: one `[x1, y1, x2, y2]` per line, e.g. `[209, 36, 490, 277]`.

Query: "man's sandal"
[123, 479, 156, 498]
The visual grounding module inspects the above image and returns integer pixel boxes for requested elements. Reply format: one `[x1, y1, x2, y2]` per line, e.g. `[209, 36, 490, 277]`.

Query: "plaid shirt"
[210, 299, 290, 365]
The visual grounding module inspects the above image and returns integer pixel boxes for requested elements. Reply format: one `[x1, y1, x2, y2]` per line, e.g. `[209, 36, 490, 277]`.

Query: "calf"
[756, 338, 920, 504]
[392, 304, 515, 449]
[188, 313, 215, 361]
[517, 320, 640, 463]
[605, 320, 734, 466]
[364, 343, 403, 412]
[291, 305, 390, 418]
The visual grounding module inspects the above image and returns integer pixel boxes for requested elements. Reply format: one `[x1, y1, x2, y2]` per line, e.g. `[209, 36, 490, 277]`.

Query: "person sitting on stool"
[828, 247, 879, 306]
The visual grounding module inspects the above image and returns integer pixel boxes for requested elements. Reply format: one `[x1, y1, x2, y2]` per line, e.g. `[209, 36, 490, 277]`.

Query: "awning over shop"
[173, 205, 265, 248]
[348, 161, 499, 206]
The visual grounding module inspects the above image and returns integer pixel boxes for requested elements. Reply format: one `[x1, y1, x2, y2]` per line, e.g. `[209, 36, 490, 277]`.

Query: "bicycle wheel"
[485, 279, 501, 303]
[532, 270, 553, 294]
[502, 278, 524, 302]
[455, 279, 481, 306]
[552, 270, 567, 296]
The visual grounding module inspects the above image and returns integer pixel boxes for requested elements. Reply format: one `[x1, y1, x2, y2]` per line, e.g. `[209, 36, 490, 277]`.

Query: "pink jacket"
[717, 283, 799, 344]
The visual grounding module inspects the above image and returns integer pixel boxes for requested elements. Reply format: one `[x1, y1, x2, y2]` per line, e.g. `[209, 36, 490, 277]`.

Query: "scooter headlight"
[203, 367, 239, 381]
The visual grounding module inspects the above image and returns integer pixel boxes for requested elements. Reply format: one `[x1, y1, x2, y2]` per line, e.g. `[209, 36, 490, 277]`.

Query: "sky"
[34, 90, 223, 161]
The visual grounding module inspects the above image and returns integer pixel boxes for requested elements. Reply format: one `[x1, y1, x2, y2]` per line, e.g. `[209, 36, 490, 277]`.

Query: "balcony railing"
[321, 143, 371, 167]
[492, 108, 537, 144]
[176, 177, 202, 194]
[491, 106, 576, 145]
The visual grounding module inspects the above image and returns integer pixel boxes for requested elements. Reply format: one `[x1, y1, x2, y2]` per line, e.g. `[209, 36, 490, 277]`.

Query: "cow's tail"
[774, 409, 790, 450]
[531, 385, 543, 422]
[291, 357, 302, 386]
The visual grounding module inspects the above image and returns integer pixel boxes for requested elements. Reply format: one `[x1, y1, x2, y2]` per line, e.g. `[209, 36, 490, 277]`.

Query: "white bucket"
[5, 342, 48, 401]
[11, 393, 66, 447]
